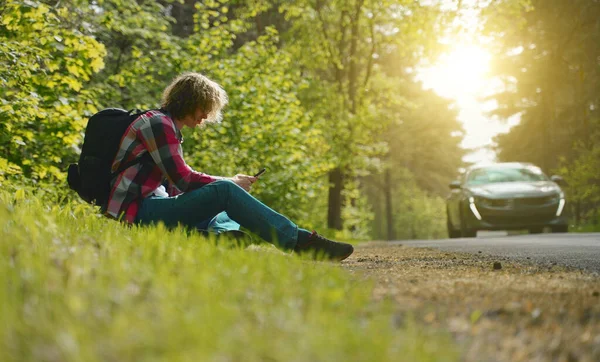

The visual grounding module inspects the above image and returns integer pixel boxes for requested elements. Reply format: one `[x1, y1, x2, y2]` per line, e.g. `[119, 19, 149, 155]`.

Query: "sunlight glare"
[421, 44, 491, 101]
[418, 43, 500, 163]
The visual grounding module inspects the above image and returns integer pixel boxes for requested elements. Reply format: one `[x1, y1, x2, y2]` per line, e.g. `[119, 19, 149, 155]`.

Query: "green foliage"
[571, 220, 600, 233]
[0, 0, 106, 183]
[279, 0, 430, 168]
[557, 134, 600, 227]
[560, 141, 600, 206]
[374, 75, 465, 196]
[393, 186, 447, 241]
[274, 0, 462, 232]
[483, 0, 599, 169]
[184, 28, 332, 223]
[359, 74, 464, 240]
[87, 0, 185, 108]
[483, 0, 600, 226]
[341, 178, 375, 241]
[0, 192, 459, 361]
[366, 168, 448, 241]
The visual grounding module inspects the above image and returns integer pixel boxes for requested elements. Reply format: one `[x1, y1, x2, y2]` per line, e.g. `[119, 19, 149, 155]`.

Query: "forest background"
[1, 0, 599, 240]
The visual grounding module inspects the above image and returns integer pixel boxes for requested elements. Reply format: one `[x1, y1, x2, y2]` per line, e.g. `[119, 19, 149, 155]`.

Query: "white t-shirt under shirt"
[151, 185, 169, 198]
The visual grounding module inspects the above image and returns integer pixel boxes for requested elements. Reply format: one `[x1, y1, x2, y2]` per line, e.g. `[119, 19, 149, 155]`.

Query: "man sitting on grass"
[105, 72, 353, 261]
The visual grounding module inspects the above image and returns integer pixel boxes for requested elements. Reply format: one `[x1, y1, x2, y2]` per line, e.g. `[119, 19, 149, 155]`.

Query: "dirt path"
[342, 242, 600, 362]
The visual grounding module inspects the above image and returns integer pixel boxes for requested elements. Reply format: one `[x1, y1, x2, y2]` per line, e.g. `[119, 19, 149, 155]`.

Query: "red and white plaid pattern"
[105, 110, 219, 223]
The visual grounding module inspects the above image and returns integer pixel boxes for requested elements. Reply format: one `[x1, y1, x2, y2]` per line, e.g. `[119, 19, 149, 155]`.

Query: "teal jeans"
[135, 180, 299, 250]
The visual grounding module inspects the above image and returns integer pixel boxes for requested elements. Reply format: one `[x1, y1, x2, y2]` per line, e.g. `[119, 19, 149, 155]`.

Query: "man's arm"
[137, 113, 220, 192]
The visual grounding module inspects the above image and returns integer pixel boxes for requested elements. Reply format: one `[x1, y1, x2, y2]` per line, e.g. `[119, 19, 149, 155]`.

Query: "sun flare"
[418, 43, 500, 163]
[420, 44, 491, 101]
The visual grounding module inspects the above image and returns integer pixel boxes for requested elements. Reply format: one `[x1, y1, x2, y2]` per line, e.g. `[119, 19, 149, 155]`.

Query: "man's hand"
[229, 174, 257, 192]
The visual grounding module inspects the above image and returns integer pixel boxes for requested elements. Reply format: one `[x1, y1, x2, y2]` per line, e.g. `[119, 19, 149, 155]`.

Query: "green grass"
[571, 220, 600, 233]
[0, 192, 457, 362]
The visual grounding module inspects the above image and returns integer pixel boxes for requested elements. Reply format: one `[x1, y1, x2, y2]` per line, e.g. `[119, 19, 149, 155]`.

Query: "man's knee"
[211, 179, 242, 197]
[212, 179, 237, 189]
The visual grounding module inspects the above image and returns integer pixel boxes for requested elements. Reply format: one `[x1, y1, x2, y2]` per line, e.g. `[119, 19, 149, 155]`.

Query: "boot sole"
[334, 249, 354, 261]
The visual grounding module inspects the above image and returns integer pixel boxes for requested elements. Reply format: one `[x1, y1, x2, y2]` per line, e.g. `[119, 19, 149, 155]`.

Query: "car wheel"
[459, 209, 477, 238]
[447, 218, 461, 239]
[529, 227, 543, 234]
[462, 228, 477, 238]
[446, 209, 461, 238]
[551, 225, 569, 233]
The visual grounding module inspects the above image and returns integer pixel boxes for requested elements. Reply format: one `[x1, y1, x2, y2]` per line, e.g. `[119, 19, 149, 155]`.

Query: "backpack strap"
[129, 108, 167, 118]
[110, 108, 159, 178]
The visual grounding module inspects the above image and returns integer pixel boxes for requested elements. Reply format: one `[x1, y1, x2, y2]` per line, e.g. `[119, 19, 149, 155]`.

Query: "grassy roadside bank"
[0, 194, 457, 362]
[345, 242, 600, 362]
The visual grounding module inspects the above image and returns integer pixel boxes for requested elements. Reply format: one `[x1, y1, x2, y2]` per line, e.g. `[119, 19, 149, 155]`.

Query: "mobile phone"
[254, 168, 266, 177]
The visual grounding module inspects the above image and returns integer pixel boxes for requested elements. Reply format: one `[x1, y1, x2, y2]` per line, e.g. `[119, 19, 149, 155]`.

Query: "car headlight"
[556, 191, 566, 216]
[468, 196, 483, 220]
[472, 196, 490, 206]
[548, 194, 561, 203]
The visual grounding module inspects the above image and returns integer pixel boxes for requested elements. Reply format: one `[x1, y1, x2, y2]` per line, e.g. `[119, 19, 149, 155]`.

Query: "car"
[446, 162, 569, 238]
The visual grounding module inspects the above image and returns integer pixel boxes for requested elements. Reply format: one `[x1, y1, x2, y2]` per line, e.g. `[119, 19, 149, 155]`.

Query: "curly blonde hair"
[161, 72, 228, 123]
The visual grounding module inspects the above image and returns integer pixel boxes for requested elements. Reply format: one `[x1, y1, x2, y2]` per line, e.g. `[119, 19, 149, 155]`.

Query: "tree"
[482, 0, 600, 225]
[182, 28, 332, 223]
[277, 0, 450, 231]
[483, 0, 600, 170]
[0, 0, 106, 185]
[361, 75, 464, 240]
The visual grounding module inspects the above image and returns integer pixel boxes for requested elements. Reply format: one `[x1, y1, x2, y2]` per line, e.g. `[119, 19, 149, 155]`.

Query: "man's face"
[182, 108, 208, 129]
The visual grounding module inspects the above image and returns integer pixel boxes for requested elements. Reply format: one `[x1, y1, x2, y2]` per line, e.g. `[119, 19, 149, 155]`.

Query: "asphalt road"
[396, 232, 600, 274]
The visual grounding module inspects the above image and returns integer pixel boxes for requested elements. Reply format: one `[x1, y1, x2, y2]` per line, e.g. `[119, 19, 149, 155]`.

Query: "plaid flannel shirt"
[105, 110, 219, 223]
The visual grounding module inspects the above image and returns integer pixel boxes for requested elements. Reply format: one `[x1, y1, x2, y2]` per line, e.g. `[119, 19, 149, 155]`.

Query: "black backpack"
[67, 108, 154, 207]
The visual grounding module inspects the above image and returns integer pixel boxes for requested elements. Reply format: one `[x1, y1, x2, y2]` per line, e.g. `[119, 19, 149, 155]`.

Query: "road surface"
[396, 232, 600, 273]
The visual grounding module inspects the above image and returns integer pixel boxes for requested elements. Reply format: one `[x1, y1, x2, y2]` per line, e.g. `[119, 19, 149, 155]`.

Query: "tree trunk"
[372, 179, 383, 239]
[347, 0, 363, 114]
[343, 0, 364, 230]
[170, 0, 196, 38]
[384, 169, 395, 240]
[327, 168, 343, 230]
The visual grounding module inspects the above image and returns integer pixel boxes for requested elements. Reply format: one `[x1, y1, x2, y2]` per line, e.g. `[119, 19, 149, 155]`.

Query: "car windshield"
[466, 166, 549, 185]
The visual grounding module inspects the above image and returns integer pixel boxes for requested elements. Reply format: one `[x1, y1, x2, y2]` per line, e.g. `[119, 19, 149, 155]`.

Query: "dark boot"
[294, 232, 354, 261]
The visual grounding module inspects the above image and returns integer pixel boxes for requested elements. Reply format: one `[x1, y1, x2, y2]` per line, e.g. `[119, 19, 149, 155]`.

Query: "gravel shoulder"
[342, 242, 600, 362]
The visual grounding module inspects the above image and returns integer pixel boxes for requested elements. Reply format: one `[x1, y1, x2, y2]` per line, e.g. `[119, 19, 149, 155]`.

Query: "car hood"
[466, 181, 562, 198]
